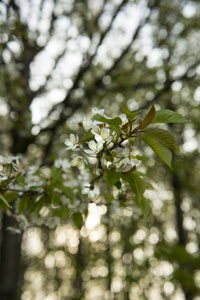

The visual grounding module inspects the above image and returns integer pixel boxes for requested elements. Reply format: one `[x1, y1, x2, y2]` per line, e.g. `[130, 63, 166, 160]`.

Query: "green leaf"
[53, 207, 69, 220]
[17, 195, 28, 214]
[81, 129, 94, 142]
[135, 155, 149, 162]
[142, 134, 173, 169]
[132, 173, 147, 200]
[174, 269, 199, 293]
[120, 173, 136, 193]
[104, 152, 115, 162]
[17, 175, 25, 185]
[4, 191, 18, 203]
[121, 104, 142, 121]
[121, 121, 131, 135]
[34, 196, 48, 215]
[114, 181, 121, 190]
[92, 114, 122, 136]
[103, 170, 120, 188]
[152, 109, 191, 124]
[133, 170, 148, 177]
[72, 212, 83, 228]
[0, 193, 12, 209]
[146, 128, 181, 154]
[54, 183, 74, 200]
[140, 197, 151, 218]
[49, 189, 61, 204]
[120, 172, 147, 201]
[51, 166, 62, 181]
[140, 105, 156, 129]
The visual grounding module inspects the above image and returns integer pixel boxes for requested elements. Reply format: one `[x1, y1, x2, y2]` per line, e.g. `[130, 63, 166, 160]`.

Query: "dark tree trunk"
[172, 173, 186, 246]
[0, 214, 23, 300]
[172, 172, 194, 300]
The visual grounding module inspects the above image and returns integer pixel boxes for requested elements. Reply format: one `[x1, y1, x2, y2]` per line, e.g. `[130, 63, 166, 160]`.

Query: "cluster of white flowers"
[0, 155, 21, 182]
[54, 158, 71, 172]
[62, 107, 142, 203]
[24, 167, 44, 189]
[30, 214, 61, 229]
[0, 106, 149, 231]
[0, 155, 19, 166]
[85, 140, 104, 155]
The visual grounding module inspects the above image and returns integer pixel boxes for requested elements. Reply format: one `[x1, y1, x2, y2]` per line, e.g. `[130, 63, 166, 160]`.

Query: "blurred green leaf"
[51, 166, 62, 182]
[152, 109, 191, 123]
[53, 207, 69, 220]
[17, 195, 28, 214]
[142, 134, 173, 169]
[72, 212, 83, 228]
[114, 181, 121, 190]
[132, 173, 147, 200]
[5, 191, 18, 203]
[121, 104, 142, 121]
[103, 169, 120, 188]
[0, 193, 12, 209]
[54, 183, 74, 200]
[140, 197, 151, 218]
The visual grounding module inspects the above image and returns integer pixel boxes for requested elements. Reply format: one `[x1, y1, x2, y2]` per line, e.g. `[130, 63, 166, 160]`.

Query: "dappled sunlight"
[86, 203, 106, 230]
[22, 228, 45, 257]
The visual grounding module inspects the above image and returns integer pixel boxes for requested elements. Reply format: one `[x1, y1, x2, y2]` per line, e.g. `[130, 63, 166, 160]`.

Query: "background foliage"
[0, 0, 200, 299]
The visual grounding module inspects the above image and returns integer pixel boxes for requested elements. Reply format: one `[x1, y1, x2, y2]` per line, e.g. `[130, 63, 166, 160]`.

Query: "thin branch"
[31, 0, 108, 99]
[39, 1, 128, 162]
[84, 0, 160, 100]
[5, 188, 44, 195]
[47, 0, 127, 115]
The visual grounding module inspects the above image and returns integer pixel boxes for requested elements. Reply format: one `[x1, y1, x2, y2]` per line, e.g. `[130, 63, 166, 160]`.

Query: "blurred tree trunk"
[0, 214, 23, 300]
[172, 173, 193, 300]
[0, 126, 32, 298]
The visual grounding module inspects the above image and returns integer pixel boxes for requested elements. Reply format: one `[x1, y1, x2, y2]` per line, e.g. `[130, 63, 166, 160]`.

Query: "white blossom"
[25, 174, 43, 188]
[96, 128, 111, 143]
[0, 155, 19, 165]
[85, 140, 104, 155]
[65, 134, 79, 150]
[16, 214, 30, 229]
[127, 151, 140, 166]
[45, 216, 60, 229]
[91, 124, 111, 143]
[69, 114, 83, 125]
[31, 214, 45, 226]
[0, 155, 20, 172]
[6, 227, 21, 234]
[54, 158, 71, 172]
[78, 169, 90, 184]
[0, 173, 8, 181]
[91, 107, 105, 116]
[119, 114, 128, 125]
[82, 184, 100, 199]
[71, 155, 87, 170]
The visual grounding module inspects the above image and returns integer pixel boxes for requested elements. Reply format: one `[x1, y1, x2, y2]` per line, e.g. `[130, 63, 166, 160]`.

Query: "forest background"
[0, 0, 200, 299]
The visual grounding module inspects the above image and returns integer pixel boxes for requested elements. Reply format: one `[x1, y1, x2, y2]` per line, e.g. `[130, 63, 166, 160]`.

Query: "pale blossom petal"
[64, 134, 79, 150]
[92, 107, 105, 116]
[71, 155, 87, 170]
[82, 184, 100, 199]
